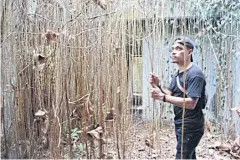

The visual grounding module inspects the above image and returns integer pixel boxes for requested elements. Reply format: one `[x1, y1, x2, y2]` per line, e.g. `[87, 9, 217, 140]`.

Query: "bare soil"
[98, 121, 237, 159]
[32, 118, 238, 159]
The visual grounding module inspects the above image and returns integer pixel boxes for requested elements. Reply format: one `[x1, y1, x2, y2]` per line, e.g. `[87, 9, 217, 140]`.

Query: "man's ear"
[188, 49, 193, 54]
[188, 49, 193, 53]
[188, 49, 193, 57]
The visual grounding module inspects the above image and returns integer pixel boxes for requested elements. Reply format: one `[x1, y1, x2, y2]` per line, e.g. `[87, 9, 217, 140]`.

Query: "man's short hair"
[174, 36, 195, 62]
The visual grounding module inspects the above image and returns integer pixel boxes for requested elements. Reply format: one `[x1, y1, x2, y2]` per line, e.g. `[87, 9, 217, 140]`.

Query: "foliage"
[188, 0, 240, 128]
[190, 0, 240, 38]
[71, 128, 82, 140]
[65, 128, 85, 159]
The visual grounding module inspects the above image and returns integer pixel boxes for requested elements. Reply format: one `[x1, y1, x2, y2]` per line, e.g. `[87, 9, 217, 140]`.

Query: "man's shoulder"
[187, 64, 205, 78]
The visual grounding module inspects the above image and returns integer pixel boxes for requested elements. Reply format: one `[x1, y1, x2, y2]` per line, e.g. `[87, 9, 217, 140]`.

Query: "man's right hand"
[149, 73, 160, 88]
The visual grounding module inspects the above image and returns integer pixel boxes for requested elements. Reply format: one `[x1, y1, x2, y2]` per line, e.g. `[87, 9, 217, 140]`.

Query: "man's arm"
[150, 88, 198, 110]
[165, 95, 199, 110]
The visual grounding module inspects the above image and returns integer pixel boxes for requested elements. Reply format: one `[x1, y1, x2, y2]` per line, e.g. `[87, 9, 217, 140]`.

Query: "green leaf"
[71, 128, 78, 133]
[71, 132, 79, 139]
[64, 153, 69, 159]
[76, 143, 85, 153]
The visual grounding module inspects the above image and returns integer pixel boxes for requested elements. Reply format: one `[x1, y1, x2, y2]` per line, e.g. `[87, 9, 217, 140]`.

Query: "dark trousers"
[175, 127, 204, 159]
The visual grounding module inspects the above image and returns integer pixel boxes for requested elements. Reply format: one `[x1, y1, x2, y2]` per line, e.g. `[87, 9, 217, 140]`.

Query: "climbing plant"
[189, 0, 240, 134]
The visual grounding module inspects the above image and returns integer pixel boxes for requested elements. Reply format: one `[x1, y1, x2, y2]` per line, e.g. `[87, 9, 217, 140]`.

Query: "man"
[149, 36, 206, 159]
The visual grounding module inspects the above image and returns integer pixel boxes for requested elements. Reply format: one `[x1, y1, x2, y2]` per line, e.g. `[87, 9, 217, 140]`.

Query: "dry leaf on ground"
[213, 141, 231, 151]
[231, 136, 240, 156]
[145, 138, 154, 149]
[87, 125, 103, 140]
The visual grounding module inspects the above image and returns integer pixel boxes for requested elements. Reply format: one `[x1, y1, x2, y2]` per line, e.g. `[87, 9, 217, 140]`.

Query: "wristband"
[163, 94, 166, 102]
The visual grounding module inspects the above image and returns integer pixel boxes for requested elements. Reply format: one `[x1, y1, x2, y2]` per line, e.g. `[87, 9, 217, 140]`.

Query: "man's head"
[171, 36, 195, 64]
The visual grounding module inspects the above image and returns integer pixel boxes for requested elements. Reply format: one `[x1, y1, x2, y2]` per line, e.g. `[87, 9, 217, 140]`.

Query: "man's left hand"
[150, 88, 164, 101]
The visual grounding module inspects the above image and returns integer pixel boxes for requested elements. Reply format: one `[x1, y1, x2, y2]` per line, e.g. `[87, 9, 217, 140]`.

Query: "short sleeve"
[186, 76, 204, 98]
[167, 77, 176, 92]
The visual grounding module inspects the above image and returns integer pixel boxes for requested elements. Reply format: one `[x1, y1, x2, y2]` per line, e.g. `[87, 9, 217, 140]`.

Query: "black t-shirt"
[168, 64, 206, 132]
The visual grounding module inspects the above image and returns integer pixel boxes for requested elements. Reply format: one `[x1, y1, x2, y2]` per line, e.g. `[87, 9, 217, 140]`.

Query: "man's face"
[171, 40, 191, 64]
